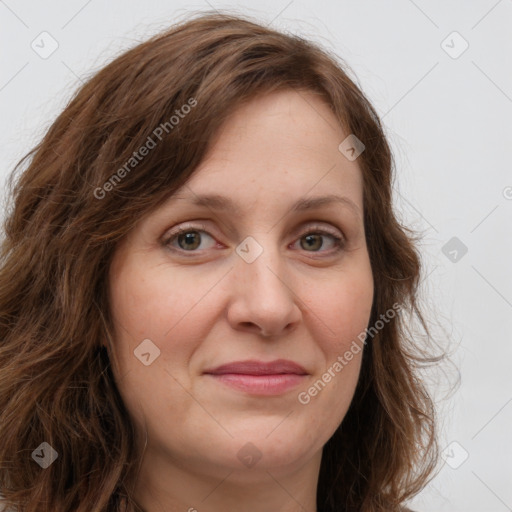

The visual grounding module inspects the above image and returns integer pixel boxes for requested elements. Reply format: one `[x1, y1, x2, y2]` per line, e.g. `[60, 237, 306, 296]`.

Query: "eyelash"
[163, 223, 346, 256]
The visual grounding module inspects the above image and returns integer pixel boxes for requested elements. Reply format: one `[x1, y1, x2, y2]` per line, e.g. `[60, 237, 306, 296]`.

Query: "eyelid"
[294, 222, 344, 240]
[162, 222, 212, 244]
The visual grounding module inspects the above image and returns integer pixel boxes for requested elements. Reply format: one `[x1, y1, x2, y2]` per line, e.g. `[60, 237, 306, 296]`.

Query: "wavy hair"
[0, 10, 447, 512]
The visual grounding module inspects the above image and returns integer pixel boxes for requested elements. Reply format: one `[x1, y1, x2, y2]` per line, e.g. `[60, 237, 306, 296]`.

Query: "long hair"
[0, 10, 447, 512]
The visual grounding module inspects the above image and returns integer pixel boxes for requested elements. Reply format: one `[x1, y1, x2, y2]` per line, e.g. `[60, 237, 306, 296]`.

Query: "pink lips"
[204, 359, 308, 396]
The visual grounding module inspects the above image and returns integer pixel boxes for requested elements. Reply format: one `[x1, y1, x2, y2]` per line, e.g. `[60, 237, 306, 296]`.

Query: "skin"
[107, 89, 374, 512]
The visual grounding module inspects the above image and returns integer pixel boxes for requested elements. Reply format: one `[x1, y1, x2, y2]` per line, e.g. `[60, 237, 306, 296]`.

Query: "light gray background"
[1, 1, 511, 511]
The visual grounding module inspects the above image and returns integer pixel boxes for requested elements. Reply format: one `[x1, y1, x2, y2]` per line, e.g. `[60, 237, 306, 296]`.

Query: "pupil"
[303, 234, 321, 251]
[179, 232, 200, 250]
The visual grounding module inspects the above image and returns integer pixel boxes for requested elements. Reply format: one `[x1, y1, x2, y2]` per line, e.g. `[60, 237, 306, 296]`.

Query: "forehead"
[174, 89, 365, 210]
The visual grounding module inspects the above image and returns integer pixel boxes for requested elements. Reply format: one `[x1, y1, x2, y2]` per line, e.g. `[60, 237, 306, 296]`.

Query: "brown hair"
[0, 10, 447, 512]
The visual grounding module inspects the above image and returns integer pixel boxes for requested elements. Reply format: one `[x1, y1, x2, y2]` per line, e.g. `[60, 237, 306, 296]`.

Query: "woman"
[0, 11, 444, 512]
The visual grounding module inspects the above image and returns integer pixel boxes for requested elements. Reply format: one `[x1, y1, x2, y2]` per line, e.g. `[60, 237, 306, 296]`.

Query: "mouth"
[203, 359, 308, 396]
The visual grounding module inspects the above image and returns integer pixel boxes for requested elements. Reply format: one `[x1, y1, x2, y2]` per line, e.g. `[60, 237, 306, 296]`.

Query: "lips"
[203, 359, 308, 376]
[203, 359, 309, 395]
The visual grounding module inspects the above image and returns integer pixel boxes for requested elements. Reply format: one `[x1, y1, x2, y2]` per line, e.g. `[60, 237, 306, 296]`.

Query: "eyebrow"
[173, 193, 361, 218]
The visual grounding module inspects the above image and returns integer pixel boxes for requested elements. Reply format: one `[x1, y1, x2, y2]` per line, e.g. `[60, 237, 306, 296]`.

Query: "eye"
[162, 223, 345, 255]
[163, 224, 217, 252]
[291, 227, 345, 254]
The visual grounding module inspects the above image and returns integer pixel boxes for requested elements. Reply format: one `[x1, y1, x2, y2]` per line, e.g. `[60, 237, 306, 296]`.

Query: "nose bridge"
[235, 231, 286, 288]
[229, 231, 300, 335]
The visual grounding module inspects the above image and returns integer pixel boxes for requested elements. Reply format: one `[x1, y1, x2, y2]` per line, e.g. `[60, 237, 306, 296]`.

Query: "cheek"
[108, 252, 225, 405]
[108, 257, 214, 431]
[310, 260, 374, 355]
[109, 254, 209, 346]
[297, 267, 372, 433]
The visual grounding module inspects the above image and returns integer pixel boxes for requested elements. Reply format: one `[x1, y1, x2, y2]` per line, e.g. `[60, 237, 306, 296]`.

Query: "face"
[108, 89, 374, 485]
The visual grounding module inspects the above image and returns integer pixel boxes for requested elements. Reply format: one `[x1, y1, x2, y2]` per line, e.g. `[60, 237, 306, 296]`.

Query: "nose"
[226, 236, 302, 338]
